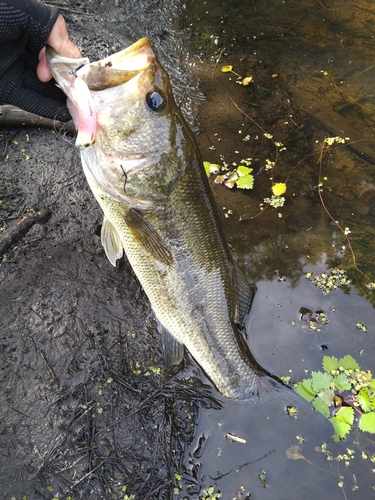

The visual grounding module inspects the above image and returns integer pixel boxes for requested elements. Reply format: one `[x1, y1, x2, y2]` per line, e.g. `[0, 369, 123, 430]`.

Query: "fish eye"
[146, 91, 166, 112]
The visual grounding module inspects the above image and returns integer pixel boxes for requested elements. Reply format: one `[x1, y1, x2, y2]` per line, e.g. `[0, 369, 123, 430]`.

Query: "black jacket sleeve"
[0, 0, 71, 121]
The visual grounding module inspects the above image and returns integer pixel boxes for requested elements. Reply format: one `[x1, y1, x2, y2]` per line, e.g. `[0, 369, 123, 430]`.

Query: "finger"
[36, 48, 52, 82]
[37, 14, 81, 83]
[47, 14, 81, 59]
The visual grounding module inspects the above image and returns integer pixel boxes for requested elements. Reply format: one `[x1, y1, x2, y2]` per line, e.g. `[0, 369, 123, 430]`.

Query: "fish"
[46, 38, 278, 402]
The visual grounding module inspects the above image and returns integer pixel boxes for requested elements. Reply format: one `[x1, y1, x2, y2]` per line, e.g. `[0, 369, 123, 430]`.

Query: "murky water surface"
[180, 0, 375, 498]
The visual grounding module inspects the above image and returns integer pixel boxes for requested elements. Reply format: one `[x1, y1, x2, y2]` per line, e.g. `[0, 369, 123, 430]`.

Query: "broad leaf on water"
[317, 388, 335, 407]
[294, 379, 315, 402]
[203, 161, 211, 176]
[334, 373, 351, 392]
[237, 165, 253, 177]
[322, 356, 340, 372]
[312, 397, 330, 418]
[358, 388, 373, 413]
[236, 174, 254, 190]
[339, 355, 360, 370]
[311, 371, 332, 392]
[335, 406, 354, 426]
[359, 412, 375, 434]
[330, 417, 351, 442]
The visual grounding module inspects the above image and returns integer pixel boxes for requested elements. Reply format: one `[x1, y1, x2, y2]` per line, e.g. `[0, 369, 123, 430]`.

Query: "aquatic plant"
[294, 355, 375, 441]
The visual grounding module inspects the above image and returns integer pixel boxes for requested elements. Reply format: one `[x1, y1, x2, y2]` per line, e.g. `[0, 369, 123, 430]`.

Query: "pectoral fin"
[101, 216, 124, 266]
[235, 262, 256, 327]
[124, 208, 173, 265]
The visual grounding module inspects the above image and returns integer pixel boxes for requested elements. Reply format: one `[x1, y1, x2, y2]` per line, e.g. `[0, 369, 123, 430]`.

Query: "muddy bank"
[0, 1, 202, 498]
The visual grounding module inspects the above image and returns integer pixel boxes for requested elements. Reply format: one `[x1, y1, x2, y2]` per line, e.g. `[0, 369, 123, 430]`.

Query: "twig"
[317, 142, 370, 282]
[0, 208, 51, 255]
[212, 46, 226, 77]
[0, 104, 76, 135]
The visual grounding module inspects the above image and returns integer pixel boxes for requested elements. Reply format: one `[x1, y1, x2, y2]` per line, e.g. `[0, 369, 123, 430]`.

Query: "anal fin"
[155, 317, 184, 367]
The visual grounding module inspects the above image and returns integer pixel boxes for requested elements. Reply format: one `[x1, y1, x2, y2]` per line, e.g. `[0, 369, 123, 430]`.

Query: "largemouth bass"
[47, 38, 276, 402]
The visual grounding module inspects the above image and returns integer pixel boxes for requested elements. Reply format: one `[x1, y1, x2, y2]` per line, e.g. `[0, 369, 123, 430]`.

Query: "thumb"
[37, 14, 81, 82]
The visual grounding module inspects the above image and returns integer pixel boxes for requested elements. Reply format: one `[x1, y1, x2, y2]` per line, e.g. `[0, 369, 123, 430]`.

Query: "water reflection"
[180, 0, 375, 497]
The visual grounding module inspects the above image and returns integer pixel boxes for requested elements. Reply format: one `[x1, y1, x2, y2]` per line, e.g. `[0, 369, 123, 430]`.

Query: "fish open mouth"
[75, 38, 156, 91]
[47, 39, 158, 149]
[46, 38, 156, 95]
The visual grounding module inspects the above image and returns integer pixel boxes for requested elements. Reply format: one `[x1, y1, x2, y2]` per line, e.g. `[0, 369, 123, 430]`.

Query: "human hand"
[37, 14, 81, 83]
[0, 0, 80, 121]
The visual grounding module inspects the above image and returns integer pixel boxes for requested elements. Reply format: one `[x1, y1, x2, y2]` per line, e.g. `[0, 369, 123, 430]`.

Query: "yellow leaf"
[221, 65, 233, 73]
[272, 182, 287, 196]
[242, 76, 253, 86]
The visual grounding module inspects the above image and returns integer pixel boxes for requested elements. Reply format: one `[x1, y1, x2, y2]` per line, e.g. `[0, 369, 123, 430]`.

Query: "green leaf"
[334, 373, 351, 392]
[335, 406, 354, 426]
[329, 417, 351, 442]
[359, 412, 375, 434]
[294, 379, 315, 402]
[311, 371, 332, 392]
[317, 388, 335, 407]
[322, 356, 339, 372]
[358, 388, 373, 413]
[237, 165, 253, 177]
[339, 355, 360, 370]
[203, 161, 211, 176]
[236, 174, 254, 190]
[312, 397, 330, 418]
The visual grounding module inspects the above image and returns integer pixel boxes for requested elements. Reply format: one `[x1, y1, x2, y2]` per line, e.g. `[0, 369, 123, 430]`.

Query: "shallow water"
[178, 0, 375, 498]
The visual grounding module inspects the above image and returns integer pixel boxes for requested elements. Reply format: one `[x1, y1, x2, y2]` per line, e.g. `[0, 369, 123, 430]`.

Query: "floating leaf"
[236, 174, 254, 190]
[359, 412, 375, 434]
[330, 417, 351, 442]
[335, 406, 354, 426]
[358, 388, 373, 413]
[317, 388, 335, 407]
[311, 371, 332, 392]
[334, 373, 351, 392]
[339, 355, 360, 370]
[271, 182, 287, 196]
[237, 165, 253, 177]
[242, 76, 253, 86]
[221, 65, 233, 73]
[203, 161, 211, 176]
[294, 379, 315, 402]
[312, 397, 330, 418]
[285, 445, 304, 460]
[322, 356, 340, 372]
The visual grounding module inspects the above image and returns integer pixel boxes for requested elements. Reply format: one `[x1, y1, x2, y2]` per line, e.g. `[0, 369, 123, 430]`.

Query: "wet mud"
[0, 1, 203, 498]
